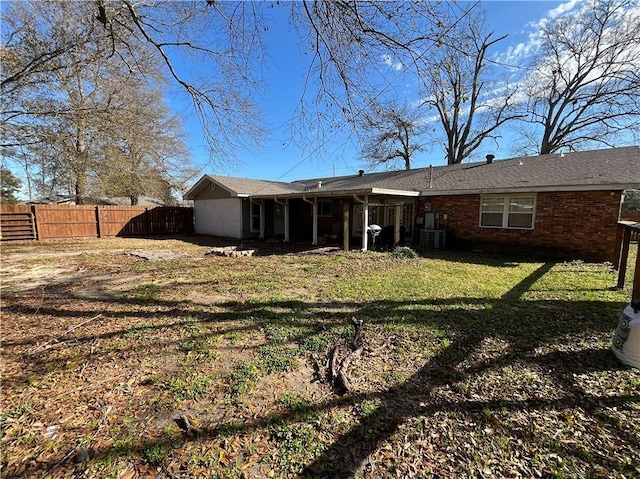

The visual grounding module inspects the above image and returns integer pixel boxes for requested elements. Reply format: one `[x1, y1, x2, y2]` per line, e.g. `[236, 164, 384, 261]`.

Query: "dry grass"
[1, 236, 638, 479]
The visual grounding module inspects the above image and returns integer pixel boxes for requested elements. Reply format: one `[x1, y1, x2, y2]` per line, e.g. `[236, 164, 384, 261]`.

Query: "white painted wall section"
[194, 198, 243, 238]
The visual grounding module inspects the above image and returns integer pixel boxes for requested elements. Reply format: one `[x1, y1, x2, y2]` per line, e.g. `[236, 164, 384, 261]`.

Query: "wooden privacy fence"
[0, 204, 193, 241]
[0, 204, 37, 240]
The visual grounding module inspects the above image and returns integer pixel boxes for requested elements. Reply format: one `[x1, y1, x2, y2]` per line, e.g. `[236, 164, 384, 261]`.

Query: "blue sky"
[182, 1, 571, 183]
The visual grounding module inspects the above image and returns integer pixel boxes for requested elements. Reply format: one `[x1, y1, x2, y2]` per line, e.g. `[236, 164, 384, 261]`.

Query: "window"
[251, 202, 261, 232]
[318, 200, 331, 217]
[480, 195, 535, 229]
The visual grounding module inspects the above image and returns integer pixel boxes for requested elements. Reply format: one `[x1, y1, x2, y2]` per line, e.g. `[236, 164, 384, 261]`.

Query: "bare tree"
[3, 1, 468, 165]
[97, 80, 195, 205]
[3, 2, 121, 202]
[1, 1, 192, 204]
[289, 1, 463, 144]
[1, 0, 266, 165]
[419, 12, 522, 165]
[359, 100, 425, 170]
[522, 0, 640, 155]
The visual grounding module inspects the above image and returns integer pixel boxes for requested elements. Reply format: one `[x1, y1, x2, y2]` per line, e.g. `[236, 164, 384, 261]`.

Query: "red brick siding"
[621, 210, 640, 222]
[418, 191, 622, 261]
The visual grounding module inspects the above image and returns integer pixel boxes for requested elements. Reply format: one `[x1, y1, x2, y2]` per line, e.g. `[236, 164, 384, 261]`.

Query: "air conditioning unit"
[420, 229, 446, 249]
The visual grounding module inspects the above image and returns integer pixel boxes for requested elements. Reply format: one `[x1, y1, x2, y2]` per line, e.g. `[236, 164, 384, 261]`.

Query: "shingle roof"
[291, 146, 640, 195]
[205, 175, 303, 196]
[183, 174, 304, 199]
[421, 146, 640, 194]
[185, 146, 640, 200]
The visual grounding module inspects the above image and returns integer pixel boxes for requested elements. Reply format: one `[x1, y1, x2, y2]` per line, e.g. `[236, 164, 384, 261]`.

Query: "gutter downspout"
[302, 196, 317, 245]
[274, 198, 289, 242]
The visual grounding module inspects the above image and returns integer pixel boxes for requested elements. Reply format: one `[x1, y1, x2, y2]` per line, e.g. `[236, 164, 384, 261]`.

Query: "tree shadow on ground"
[2, 260, 637, 477]
[294, 261, 637, 478]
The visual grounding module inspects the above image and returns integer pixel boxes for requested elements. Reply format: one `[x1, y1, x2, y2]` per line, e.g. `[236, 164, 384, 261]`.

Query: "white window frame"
[479, 194, 536, 230]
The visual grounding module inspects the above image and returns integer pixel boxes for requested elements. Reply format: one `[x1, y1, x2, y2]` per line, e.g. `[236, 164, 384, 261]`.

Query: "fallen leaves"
[1, 239, 639, 478]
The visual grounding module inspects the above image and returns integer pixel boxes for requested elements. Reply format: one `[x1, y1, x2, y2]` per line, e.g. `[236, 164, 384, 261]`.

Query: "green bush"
[391, 246, 419, 259]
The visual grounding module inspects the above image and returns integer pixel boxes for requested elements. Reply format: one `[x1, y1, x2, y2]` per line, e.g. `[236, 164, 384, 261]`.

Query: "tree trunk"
[73, 131, 88, 204]
[75, 170, 87, 205]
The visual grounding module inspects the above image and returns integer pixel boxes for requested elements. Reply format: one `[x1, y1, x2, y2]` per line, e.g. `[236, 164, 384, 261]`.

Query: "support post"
[284, 199, 289, 242]
[617, 226, 632, 289]
[259, 199, 265, 239]
[275, 198, 289, 242]
[613, 222, 625, 269]
[633, 246, 640, 303]
[312, 199, 317, 245]
[394, 204, 402, 247]
[362, 195, 369, 251]
[302, 197, 317, 245]
[343, 203, 350, 252]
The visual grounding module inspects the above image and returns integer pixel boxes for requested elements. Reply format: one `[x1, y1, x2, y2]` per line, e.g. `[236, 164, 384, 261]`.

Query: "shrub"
[391, 246, 418, 259]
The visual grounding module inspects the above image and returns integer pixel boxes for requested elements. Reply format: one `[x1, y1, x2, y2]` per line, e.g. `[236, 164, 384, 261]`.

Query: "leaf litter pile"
[1, 236, 638, 479]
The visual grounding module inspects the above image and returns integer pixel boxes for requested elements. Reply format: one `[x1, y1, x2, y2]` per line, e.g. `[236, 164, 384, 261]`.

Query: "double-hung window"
[480, 195, 535, 229]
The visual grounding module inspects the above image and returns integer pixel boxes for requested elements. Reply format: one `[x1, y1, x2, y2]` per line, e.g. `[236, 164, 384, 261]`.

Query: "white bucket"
[611, 305, 640, 369]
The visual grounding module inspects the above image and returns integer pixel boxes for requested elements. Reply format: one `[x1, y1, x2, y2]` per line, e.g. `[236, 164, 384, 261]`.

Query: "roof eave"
[252, 187, 420, 199]
[419, 183, 638, 196]
[183, 175, 241, 200]
[371, 188, 421, 197]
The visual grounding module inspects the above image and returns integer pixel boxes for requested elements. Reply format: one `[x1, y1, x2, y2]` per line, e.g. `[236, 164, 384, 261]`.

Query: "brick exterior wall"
[621, 210, 640, 222]
[417, 190, 623, 262]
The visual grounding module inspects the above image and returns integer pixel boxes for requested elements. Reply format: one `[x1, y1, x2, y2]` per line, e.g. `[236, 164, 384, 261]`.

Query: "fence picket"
[0, 204, 193, 241]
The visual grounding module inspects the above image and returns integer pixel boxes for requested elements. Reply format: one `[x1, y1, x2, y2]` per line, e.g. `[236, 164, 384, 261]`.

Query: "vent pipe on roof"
[358, 170, 365, 176]
[318, 181, 322, 189]
[486, 154, 495, 164]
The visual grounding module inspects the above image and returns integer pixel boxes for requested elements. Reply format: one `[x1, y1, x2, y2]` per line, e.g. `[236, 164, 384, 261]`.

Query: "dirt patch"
[0, 250, 144, 298]
[125, 250, 192, 261]
[1, 252, 89, 292]
[1, 238, 638, 479]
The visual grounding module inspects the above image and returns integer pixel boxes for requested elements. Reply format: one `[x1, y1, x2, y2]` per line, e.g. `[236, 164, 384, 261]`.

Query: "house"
[183, 146, 640, 261]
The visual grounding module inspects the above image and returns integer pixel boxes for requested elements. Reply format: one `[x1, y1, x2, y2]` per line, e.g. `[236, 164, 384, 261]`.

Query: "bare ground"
[1, 236, 638, 479]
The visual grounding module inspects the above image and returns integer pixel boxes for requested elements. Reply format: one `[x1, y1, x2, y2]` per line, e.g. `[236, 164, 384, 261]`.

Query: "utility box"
[612, 304, 640, 369]
[420, 229, 446, 249]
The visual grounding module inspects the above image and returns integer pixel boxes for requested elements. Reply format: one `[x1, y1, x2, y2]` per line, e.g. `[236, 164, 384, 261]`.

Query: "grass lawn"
[1, 236, 638, 479]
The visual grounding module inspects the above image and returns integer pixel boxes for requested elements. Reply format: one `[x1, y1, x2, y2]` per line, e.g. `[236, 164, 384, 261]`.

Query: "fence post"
[95, 206, 102, 238]
[145, 207, 152, 235]
[31, 204, 40, 240]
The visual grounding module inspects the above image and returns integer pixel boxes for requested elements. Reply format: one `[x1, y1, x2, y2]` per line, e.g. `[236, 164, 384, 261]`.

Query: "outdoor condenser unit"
[420, 229, 446, 249]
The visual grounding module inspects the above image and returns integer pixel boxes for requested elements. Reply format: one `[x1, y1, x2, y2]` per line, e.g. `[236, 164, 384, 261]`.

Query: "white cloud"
[509, 0, 640, 103]
[383, 55, 403, 71]
[494, 0, 587, 65]
[546, 0, 582, 18]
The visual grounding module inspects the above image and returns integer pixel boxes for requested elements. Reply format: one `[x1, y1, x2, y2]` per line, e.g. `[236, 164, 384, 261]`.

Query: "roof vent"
[358, 170, 365, 176]
[318, 181, 322, 189]
[486, 154, 495, 164]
